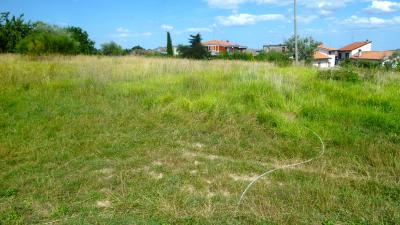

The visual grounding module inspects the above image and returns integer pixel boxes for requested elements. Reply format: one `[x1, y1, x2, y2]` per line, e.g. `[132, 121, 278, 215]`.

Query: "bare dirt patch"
[152, 160, 163, 166]
[229, 173, 260, 182]
[148, 171, 164, 180]
[182, 151, 221, 161]
[192, 142, 205, 149]
[98, 168, 114, 175]
[96, 200, 112, 208]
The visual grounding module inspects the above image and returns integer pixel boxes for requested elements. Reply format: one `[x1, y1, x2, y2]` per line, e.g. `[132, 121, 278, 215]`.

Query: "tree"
[100, 42, 124, 56]
[66, 26, 96, 54]
[284, 35, 321, 63]
[178, 33, 210, 59]
[129, 45, 147, 55]
[0, 12, 34, 53]
[131, 45, 144, 51]
[16, 23, 80, 55]
[166, 32, 173, 56]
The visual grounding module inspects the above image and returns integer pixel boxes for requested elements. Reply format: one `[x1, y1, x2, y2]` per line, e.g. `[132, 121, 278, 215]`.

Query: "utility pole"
[294, 0, 299, 64]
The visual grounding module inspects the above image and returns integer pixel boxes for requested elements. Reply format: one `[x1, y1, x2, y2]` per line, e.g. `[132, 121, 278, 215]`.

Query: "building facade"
[338, 41, 372, 61]
[203, 40, 247, 56]
[313, 45, 338, 68]
[263, 44, 287, 53]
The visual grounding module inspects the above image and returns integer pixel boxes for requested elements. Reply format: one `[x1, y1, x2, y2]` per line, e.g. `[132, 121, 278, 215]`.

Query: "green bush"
[100, 41, 124, 56]
[255, 51, 291, 66]
[317, 67, 360, 82]
[217, 52, 254, 61]
[16, 24, 79, 55]
[341, 59, 381, 69]
[352, 60, 381, 69]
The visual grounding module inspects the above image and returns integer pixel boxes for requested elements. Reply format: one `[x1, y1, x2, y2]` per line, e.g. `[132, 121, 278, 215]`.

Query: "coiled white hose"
[236, 127, 326, 214]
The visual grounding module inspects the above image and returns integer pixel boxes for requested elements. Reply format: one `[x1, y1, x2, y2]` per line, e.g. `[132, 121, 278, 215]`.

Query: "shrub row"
[216, 51, 292, 66]
[317, 67, 360, 82]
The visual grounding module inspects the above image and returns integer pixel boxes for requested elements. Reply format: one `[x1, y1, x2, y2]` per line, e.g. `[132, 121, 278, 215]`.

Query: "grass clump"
[256, 111, 282, 128]
[317, 67, 360, 82]
[255, 51, 291, 67]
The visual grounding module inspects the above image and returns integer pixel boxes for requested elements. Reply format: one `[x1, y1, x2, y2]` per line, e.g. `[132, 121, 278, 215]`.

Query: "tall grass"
[0, 55, 399, 224]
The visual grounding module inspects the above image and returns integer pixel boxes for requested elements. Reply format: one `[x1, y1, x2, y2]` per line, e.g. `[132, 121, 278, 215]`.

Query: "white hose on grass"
[235, 127, 326, 214]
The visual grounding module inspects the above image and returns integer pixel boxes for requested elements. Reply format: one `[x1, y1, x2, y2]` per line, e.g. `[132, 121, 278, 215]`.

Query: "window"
[345, 53, 350, 58]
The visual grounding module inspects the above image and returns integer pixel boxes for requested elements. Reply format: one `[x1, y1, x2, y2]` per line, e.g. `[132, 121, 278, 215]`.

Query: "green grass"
[0, 55, 399, 224]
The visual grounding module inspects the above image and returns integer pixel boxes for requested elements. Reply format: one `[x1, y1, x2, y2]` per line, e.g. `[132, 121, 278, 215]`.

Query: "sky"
[1, 0, 399, 50]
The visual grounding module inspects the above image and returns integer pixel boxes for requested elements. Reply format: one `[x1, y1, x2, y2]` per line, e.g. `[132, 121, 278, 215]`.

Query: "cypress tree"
[166, 31, 173, 56]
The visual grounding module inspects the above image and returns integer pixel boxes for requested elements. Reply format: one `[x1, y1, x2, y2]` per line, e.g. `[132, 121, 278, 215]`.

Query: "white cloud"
[205, 0, 352, 10]
[343, 15, 400, 27]
[186, 27, 213, 32]
[205, 0, 355, 15]
[216, 13, 284, 26]
[138, 32, 153, 37]
[161, 24, 174, 30]
[302, 0, 354, 15]
[116, 27, 130, 33]
[206, 0, 291, 9]
[116, 27, 131, 37]
[115, 28, 152, 38]
[365, 0, 400, 13]
[206, 0, 248, 9]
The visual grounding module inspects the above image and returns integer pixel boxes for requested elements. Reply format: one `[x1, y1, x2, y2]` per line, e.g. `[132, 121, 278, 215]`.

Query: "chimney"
[226, 40, 230, 43]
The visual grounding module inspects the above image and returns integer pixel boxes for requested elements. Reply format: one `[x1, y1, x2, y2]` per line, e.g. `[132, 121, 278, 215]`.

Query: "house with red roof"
[338, 40, 394, 63]
[338, 41, 372, 61]
[202, 40, 247, 56]
[313, 40, 394, 68]
[313, 45, 338, 68]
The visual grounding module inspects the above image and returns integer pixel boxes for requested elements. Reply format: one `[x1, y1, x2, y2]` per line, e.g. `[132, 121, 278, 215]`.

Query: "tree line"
[0, 12, 144, 56]
[0, 12, 319, 60]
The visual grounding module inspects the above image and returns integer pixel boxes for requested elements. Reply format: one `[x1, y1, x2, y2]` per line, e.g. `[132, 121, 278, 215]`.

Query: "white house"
[313, 45, 337, 68]
[338, 41, 372, 61]
[173, 46, 179, 56]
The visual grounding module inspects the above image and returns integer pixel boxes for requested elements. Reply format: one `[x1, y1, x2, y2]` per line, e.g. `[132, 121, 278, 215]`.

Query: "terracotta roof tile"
[339, 41, 371, 51]
[314, 51, 331, 60]
[202, 40, 245, 48]
[350, 51, 394, 60]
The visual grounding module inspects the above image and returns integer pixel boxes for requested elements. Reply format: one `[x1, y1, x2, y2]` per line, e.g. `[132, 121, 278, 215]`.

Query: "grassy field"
[0, 55, 399, 225]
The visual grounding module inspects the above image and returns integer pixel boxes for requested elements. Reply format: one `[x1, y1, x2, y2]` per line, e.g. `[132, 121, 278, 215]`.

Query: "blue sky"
[1, 0, 399, 50]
